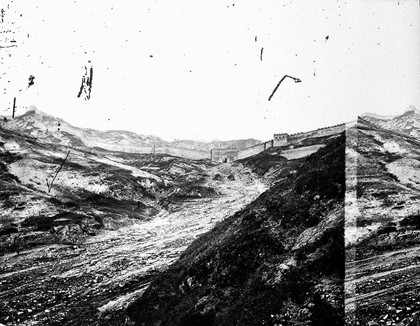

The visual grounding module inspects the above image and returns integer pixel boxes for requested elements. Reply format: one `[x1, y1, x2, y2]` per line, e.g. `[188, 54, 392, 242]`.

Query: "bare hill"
[1, 108, 261, 153]
[345, 117, 420, 325]
[362, 106, 420, 138]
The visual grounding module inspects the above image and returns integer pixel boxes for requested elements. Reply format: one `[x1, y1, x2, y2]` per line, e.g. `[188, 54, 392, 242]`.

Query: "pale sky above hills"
[1, 0, 419, 141]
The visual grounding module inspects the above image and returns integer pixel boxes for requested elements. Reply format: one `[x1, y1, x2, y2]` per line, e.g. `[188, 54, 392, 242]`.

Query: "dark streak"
[0, 44, 17, 48]
[77, 65, 93, 100]
[325, 35, 329, 41]
[47, 150, 70, 193]
[12, 97, 16, 119]
[268, 75, 301, 101]
[77, 76, 85, 98]
[28, 75, 35, 87]
[260, 47, 264, 61]
[88, 67, 93, 99]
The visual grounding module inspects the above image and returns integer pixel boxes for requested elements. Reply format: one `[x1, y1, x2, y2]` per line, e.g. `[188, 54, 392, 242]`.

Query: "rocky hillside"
[127, 133, 346, 325]
[0, 123, 223, 256]
[362, 106, 420, 138]
[0, 123, 267, 325]
[1, 107, 164, 148]
[0, 108, 261, 152]
[345, 118, 420, 325]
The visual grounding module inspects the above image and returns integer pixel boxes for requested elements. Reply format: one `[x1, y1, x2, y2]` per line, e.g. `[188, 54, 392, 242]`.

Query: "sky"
[1, 0, 419, 141]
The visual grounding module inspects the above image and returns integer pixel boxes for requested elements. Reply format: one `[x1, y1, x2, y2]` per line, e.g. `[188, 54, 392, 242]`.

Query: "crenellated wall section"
[88, 123, 345, 162]
[236, 140, 273, 160]
[287, 123, 346, 144]
[234, 123, 345, 162]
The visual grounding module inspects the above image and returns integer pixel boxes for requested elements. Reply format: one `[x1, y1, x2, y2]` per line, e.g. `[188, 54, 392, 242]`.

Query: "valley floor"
[0, 164, 266, 326]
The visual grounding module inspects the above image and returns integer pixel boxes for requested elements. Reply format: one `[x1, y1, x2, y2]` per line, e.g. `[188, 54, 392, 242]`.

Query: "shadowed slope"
[127, 133, 346, 326]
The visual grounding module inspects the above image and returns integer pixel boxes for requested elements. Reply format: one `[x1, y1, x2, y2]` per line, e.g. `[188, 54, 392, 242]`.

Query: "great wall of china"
[1, 107, 346, 162]
[95, 123, 346, 163]
[83, 141, 210, 160]
[227, 123, 346, 162]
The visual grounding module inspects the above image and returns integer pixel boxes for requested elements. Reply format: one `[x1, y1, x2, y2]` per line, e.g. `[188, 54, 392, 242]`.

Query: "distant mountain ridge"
[361, 106, 420, 138]
[0, 107, 261, 152]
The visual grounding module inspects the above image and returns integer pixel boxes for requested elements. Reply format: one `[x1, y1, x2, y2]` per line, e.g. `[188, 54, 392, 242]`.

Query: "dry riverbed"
[0, 163, 266, 326]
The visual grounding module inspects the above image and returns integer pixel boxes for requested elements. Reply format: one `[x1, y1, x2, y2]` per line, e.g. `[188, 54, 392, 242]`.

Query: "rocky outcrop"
[293, 207, 344, 251]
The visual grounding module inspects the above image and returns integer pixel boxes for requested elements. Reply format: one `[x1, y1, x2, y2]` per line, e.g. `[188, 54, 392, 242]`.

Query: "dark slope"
[235, 132, 343, 180]
[235, 147, 291, 177]
[127, 133, 346, 326]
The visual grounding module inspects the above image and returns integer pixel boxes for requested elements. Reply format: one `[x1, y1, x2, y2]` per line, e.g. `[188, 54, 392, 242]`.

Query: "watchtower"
[273, 133, 288, 147]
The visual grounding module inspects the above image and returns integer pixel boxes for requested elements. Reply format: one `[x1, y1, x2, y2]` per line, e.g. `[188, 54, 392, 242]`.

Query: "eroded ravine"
[0, 163, 266, 326]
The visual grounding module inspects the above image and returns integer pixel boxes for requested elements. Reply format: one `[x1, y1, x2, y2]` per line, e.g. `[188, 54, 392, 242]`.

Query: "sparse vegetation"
[127, 133, 345, 326]
[0, 119, 266, 325]
[2, 106, 419, 325]
[236, 148, 288, 177]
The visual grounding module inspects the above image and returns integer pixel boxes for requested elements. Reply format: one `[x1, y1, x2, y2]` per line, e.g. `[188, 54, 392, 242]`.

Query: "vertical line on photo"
[344, 118, 360, 325]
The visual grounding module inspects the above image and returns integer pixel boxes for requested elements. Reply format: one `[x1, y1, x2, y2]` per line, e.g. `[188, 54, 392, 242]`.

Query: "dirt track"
[0, 163, 266, 326]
